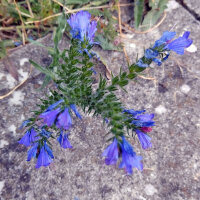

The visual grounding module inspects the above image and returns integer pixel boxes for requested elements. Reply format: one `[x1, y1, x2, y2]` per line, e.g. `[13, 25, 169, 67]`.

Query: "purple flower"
[153, 31, 176, 48]
[70, 104, 82, 119]
[56, 108, 72, 130]
[67, 11, 97, 43]
[102, 138, 119, 165]
[39, 107, 61, 127]
[136, 129, 152, 149]
[165, 31, 193, 55]
[119, 137, 143, 174]
[35, 143, 54, 168]
[27, 143, 38, 161]
[57, 131, 72, 149]
[136, 59, 149, 68]
[18, 128, 39, 147]
[45, 99, 64, 112]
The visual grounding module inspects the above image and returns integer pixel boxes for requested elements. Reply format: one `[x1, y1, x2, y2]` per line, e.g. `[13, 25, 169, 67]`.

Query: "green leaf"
[27, 38, 54, 54]
[36, 75, 52, 91]
[134, 0, 144, 28]
[30, 60, 55, 79]
[53, 13, 67, 49]
[141, 0, 168, 31]
[94, 34, 121, 51]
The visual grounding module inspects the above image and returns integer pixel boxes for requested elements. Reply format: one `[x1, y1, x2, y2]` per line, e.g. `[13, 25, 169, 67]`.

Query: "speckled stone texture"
[0, 1, 200, 200]
[183, 0, 200, 15]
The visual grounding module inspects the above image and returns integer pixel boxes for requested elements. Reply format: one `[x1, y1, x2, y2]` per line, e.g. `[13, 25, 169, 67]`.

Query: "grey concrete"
[0, 1, 200, 200]
[184, 0, 200, 15]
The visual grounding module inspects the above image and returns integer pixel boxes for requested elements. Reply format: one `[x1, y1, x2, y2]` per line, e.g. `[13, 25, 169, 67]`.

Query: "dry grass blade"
[0, 64, 32, 100]
[117, 0, 130, 66]
[114, 11, 167, 34]
[13, 0, 27, 44]
[26, 0, 34, 18]
[52, 0, 71, 12]
[25, 3, 134, 25]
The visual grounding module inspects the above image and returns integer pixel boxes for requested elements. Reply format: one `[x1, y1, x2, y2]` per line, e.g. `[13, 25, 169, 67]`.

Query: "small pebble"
[155, 105, 167, 115]
[144, 184, 157, 196]
[180, 84, 191, 94]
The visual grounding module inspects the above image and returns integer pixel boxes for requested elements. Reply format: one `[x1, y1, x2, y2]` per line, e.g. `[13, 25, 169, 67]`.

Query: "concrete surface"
[0, 1, 200, 200]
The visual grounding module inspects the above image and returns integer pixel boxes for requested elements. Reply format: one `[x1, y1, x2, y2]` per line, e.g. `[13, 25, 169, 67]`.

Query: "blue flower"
[102, 138, 119, 165]
[123, 109, 145, 116]
[136, 129, 152, 149]
[35, 143, 54, 168]
[145, 49, 159, 59]
[45, 99, 64, 112]
[39, 107, 61, 127]
[56, 108, 72, 130]
[70, 104, 82, 119]
[119, 137, 143, 174]
[40, 128, 52, 138]
[19, 120, 30, 129]
[90, 67, 97, 75]
[153, 31, 176, 48]
[145, 49, 162, 66]
[18, 128, 39, 147]
[165, 31, 193, 55]
[57, 131, 72, 149]
[27, 143, 38, 161]
[67, 11, 97, 43]
[136, 59, 149, 68]
[132, 113, 155, 127]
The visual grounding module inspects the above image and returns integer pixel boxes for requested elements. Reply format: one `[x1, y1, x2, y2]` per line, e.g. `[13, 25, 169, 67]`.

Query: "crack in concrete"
[176, 0, 200, 21]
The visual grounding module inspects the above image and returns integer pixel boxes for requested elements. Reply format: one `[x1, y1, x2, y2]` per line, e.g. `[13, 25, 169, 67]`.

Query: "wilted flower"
[140, 127, 152, 133]
[57, 131, 72, 149]
[102, 138, 119, 165]
[119, 136, 143, 174]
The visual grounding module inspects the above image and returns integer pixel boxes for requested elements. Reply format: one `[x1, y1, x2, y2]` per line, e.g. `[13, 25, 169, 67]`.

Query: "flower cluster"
[137, 31, 193, 68]
[18, 10, 193, 175]
[102, 136, 143, 175]
[102, 109, 154, 174]
[18, 100, 81, 168]
[67, 11, 97, 44]
[67, 11, 98, 58]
